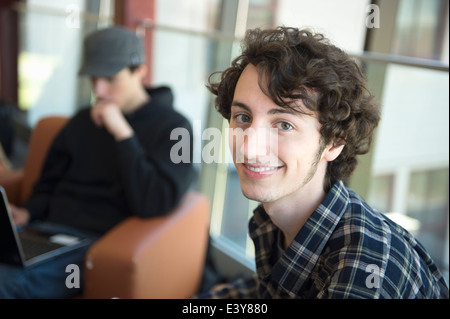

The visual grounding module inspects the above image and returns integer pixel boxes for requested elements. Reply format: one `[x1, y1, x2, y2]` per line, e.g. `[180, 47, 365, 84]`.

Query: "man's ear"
[323, 140, 345, 162]
[136, 64, 148, 81]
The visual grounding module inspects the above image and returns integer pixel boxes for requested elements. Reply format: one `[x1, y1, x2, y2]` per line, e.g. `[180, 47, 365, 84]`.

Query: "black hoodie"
[25, 86, 195, 234]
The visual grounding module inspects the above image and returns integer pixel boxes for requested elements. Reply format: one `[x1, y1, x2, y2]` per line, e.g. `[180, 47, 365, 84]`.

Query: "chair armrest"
[83, 192, 210, 299]
[0, 170, 24, 204]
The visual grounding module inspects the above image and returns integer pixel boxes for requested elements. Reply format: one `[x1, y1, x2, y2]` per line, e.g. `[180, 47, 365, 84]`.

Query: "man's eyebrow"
[268, 107, 298, 116]
[231, 100, 304, 116]
[231, 101, 251, 112]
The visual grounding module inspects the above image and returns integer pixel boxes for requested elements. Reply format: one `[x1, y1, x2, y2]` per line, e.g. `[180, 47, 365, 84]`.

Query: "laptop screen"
[0, 186, 25, 266]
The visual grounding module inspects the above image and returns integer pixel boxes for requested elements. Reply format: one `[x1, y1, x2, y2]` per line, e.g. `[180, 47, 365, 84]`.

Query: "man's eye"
[235, 114, 251, 123]
[277, 122, 293, 130]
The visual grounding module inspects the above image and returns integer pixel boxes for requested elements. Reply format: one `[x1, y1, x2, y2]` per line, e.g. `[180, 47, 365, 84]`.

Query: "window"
[366, 0, 449, 284]
[407, 168, 449, 271]
[367, 175, 394, 213]
[16, 0, 114, 127]
[392, 0, 448, 60]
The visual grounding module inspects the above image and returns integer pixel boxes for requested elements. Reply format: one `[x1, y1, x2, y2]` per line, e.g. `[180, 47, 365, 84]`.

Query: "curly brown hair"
[207, 27, 380, 191]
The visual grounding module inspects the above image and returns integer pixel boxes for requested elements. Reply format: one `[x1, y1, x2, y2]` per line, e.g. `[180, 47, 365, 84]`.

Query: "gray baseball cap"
[79, 26, 145, 77]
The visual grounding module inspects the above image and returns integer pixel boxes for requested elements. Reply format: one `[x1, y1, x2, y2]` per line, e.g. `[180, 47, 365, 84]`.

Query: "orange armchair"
[0, 116, 210, 299]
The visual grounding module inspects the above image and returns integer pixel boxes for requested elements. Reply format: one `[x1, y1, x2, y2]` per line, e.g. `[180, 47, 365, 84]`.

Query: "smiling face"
[229, 64, 342, 205]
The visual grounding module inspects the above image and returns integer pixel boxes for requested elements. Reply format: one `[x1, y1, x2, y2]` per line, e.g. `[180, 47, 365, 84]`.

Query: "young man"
[1, 26, 194, 298]
[203, 27, 449, 298]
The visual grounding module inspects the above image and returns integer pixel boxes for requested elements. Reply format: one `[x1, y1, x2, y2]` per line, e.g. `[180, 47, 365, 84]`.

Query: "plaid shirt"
[204, 181, 449, 299]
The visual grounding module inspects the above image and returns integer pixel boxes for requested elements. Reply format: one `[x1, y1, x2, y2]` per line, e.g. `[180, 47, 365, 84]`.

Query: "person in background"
[200, 26, 449, 299]
[0, 143, 11, 174]
[1, 26, 194, 298]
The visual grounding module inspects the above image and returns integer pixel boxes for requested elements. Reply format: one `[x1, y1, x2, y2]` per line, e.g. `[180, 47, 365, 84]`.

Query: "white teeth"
[246, 165, 277, 173]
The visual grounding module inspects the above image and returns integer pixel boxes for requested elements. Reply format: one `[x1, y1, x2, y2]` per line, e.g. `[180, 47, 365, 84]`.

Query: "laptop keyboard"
[19, 231, 64, 260]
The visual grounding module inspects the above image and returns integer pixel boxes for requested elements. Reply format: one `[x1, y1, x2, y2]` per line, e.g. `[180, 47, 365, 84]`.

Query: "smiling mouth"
[242, 163, 283, 179]
[245, 165, 279, 173]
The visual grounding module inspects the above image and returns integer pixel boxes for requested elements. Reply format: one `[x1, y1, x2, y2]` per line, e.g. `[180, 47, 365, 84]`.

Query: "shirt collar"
[250, 181, 350, 295]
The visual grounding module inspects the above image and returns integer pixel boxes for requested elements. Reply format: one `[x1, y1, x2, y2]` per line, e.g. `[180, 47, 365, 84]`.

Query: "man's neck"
[124, 87, 150, 114]
[263, 170, 327, 250]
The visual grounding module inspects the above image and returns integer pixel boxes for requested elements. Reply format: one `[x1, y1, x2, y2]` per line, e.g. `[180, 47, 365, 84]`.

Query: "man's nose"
[91, 78, 109, 97]
[241, 126, 278, 164]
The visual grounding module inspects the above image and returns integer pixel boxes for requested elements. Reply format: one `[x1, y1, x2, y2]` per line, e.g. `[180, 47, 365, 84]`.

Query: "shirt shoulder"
[319, 185, 448, 298]
[138, 86, 192, 133]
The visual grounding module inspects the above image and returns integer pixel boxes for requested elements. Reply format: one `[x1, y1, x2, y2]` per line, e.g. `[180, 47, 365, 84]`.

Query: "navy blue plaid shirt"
[203, 181, 449, 299]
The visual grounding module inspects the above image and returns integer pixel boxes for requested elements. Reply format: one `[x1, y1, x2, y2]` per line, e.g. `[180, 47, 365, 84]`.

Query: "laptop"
[0, 186, 93, 268]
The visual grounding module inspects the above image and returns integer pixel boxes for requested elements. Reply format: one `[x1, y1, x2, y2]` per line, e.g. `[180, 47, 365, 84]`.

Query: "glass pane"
[407, 169, 449, 272]
[152, 28, 212, 129]
[151, 0, 226, 165]
[392, 0, 445, 60]
[155, 0, 220, 32]
[221, 167, 250, 248]
[367, 175, 394, 212]
[247, 0, 276, 29]
[368, 63, 449, 284]
[17, 0, 113, 127]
